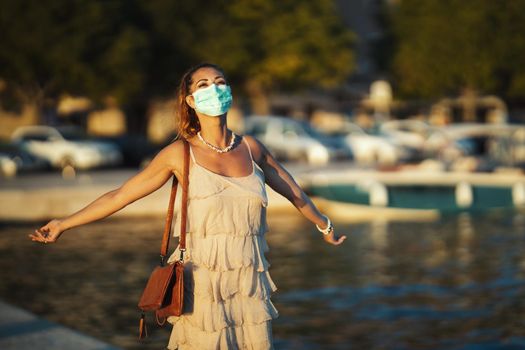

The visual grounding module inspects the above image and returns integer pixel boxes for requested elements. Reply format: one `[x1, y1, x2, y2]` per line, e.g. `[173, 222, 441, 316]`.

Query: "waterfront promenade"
[3, 162, 524, 222]
[0, 165, 308, 221]
[0, 301, 120, 350]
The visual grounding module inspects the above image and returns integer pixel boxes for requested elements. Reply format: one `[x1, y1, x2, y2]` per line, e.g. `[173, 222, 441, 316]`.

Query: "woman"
[29, 63, 346, 349]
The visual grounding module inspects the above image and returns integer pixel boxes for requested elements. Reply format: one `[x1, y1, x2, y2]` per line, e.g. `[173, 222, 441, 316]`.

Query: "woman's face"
[186, 67, 227, 110]
[190, 67, 227, 93]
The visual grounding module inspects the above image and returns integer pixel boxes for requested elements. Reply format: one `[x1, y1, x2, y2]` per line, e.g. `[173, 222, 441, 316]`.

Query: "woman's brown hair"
[175, 63, 227, 140]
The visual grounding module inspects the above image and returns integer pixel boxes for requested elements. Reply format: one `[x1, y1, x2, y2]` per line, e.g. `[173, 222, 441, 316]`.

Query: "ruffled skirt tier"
[166, 230, 278, 350]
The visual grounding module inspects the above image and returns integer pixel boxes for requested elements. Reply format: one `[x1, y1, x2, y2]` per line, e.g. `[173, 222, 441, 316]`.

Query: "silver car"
[11, 125, 123, 170]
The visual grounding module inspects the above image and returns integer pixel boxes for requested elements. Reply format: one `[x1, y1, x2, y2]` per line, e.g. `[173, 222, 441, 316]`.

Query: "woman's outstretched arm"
[29, 140, 184, 244]
[244, 135, 346, 246]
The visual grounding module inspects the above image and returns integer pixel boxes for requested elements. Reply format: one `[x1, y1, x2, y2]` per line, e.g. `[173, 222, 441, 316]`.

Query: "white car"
[345, 123, 406, 165]
[244, 116, 351, 165]
[380, 119, 436, 150]
[324, 122, 411, 166]
[11, 125, 123, 170]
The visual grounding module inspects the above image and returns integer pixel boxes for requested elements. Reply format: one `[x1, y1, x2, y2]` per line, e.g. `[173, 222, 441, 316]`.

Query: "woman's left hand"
[29, 219, 64, 244]
[322, 231, 347, 245]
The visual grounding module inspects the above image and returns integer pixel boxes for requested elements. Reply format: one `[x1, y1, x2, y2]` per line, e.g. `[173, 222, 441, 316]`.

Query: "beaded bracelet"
[316, 215, 334, 235]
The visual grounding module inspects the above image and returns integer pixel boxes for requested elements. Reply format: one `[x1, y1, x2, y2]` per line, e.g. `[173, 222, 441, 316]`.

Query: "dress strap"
[188, 143, 197, 164]
[242, 136, 254, 162]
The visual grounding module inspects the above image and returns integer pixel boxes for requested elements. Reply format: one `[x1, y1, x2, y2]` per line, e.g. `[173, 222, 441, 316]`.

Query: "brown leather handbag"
[138, 140, 190, 339]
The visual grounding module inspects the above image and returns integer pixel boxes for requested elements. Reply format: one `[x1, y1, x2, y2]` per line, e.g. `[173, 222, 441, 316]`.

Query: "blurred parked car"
[243, 115, 351, 165]
[11, 125, 123, 170]
[423, 123, 521, 171]
[0, 142, 50, 177]
[380, 120, 436, 151]
[322, 121, 414, 165]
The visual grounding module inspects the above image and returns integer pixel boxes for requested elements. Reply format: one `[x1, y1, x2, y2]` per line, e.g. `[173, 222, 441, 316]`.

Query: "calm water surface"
[1, 211, 525, 349]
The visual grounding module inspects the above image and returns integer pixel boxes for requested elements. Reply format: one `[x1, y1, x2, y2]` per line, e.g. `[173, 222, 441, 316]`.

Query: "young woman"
[29, 63, 346, 349]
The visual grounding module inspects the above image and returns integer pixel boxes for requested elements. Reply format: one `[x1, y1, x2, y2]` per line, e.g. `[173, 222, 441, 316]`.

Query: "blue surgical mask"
[192, 84, 233, 116]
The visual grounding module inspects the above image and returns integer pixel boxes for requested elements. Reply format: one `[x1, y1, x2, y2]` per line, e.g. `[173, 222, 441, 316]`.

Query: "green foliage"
[0, 0, 355, 107]
[384, 0, 525, 99]
[143, 0, 355, 92]
[0, 0, 150, 104]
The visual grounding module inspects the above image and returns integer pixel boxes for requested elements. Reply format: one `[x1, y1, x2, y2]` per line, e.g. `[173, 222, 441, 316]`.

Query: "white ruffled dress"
[166, 137, 278, 349]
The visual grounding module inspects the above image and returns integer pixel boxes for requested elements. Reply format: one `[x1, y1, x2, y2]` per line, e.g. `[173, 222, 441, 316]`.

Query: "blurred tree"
[1, 0, 355, 124]
[380, 0, 525, 101]
[143, 0, 355, 114]
[0, 0, 149, 107]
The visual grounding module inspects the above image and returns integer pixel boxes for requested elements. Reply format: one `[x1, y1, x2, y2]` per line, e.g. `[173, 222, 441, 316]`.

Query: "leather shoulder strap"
[160, 139, 189, 262]
[179, 140, 190, 251]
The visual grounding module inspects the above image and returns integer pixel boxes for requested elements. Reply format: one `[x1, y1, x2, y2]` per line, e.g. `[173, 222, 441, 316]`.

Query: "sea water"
[1, 210, 525, 349]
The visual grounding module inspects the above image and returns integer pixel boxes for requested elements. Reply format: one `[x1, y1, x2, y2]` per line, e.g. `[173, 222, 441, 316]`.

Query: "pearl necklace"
[197, 131, 236, 153]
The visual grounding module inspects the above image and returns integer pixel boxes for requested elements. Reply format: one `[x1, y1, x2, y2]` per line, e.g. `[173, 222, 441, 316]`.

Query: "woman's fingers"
[29, 222, 60, 244]
[322, 232, 347, 245]
[334, 234, 347, 245]
[328, 235, 346, 245]
[29, 229, 47, 243]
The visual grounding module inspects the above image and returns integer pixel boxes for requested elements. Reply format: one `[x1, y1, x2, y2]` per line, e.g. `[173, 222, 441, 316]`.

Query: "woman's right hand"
[322, 230, 347, 246]
[29, 219, 65, 245]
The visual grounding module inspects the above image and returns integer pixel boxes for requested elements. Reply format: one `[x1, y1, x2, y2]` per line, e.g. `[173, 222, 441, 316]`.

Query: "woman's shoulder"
[240, 134, 266, 163]
[154, 138, 188, 176]
[162, 138, 187, 156]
